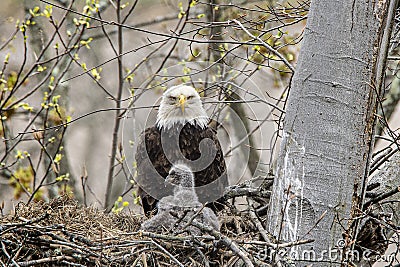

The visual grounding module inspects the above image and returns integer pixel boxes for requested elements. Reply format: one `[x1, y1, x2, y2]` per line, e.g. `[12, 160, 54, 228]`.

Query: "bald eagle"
[135, 85, 228, 216]
[141, 164, 220, 234]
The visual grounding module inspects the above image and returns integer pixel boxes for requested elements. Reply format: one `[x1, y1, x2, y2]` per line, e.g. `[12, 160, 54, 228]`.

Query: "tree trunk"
[267, 0, 397, 266]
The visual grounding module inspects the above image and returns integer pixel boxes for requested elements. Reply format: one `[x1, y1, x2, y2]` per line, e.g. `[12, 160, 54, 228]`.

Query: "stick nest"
[0, 195, 278, 267]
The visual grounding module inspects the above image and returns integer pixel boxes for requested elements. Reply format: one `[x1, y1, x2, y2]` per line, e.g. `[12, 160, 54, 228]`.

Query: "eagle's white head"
[156, 85, 209, 130]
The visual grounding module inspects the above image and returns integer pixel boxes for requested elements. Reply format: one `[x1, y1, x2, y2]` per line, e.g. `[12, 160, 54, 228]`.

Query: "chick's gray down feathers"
[141, 164, 220, 234]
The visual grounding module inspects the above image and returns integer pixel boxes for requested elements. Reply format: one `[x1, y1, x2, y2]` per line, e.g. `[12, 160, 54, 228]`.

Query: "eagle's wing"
[135, 126, 170, 216]
[192, 126, 228, 210]
[136, 125, 229, 215]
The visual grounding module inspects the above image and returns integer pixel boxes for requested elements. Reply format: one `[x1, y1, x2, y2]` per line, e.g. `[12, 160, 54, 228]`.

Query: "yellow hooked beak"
[178, 94, 186, 113]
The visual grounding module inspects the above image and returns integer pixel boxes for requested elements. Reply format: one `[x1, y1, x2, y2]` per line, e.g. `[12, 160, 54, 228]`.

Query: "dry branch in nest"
[0, 191, 310, 267]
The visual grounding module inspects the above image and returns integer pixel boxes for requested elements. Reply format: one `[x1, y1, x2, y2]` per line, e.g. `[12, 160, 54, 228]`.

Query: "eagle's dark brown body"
[135, 123, 228, 215]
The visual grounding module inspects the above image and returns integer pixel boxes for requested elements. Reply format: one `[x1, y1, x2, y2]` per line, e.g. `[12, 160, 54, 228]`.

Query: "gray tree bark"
[267, 0, 397, 266]
[356, 152, 400, 266]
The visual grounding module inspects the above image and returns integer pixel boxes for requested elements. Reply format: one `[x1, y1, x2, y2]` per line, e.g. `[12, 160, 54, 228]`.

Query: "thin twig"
[363, 186, 400, 210]
[104, 0, 125, 210]
[17, 256, 75, 267]
[190, 220, 255, 267]
[231, 19, 295, 73]
[150, 239, 185, 267]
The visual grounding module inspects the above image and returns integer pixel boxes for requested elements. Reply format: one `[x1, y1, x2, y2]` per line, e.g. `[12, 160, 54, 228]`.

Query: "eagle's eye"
[168, 96, 175, 101]
[187, 95, 194, 100]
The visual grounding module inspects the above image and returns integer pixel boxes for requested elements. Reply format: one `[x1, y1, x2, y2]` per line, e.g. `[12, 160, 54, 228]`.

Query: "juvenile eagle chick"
[141, 164, 220, 234]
